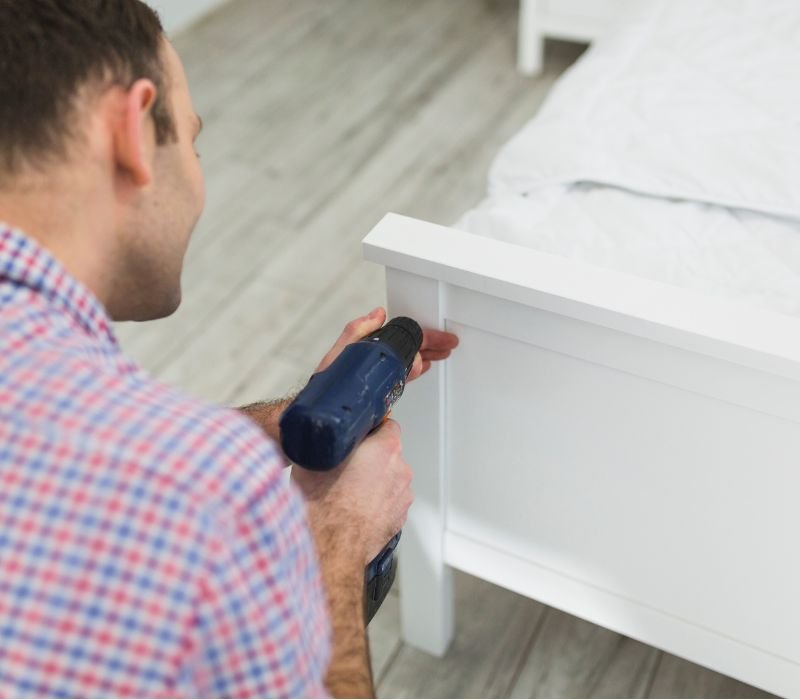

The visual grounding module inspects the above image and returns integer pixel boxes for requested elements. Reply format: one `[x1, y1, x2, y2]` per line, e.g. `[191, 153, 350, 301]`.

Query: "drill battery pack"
[365, 532, 400, 622]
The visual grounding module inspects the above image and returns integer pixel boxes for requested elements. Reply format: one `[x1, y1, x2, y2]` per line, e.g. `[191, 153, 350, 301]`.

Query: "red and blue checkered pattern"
[0, 225, 331, 697]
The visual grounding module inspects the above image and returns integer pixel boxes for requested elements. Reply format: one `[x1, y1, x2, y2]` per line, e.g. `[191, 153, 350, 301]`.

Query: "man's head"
[0, 0, 205, 321]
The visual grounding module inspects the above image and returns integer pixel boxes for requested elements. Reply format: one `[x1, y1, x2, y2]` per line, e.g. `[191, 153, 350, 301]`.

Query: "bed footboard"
[364, 213, 800, 697]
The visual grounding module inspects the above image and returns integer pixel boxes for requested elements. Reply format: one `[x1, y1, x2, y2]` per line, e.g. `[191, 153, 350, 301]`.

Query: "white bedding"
[458, 0, 800, 318]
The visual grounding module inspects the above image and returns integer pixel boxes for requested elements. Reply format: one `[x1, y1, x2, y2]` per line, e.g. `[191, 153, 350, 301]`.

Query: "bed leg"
[518, 0, 544, 76]
[398, 483, 454, 657]
[384, 269, 454, 657]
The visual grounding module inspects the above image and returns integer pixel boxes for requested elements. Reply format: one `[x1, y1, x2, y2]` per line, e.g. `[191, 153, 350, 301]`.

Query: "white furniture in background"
[518, 0, 632, 74]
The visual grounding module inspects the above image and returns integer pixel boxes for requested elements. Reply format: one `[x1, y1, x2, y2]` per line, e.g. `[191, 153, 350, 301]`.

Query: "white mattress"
[457, 0, 800, 318]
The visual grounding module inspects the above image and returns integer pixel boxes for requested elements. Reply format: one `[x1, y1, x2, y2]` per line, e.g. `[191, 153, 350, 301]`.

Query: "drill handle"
[365, 532, 401, 623]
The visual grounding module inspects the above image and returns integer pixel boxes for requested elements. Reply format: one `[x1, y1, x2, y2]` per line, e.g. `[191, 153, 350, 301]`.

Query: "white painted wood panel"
[445, 320, 800, 663]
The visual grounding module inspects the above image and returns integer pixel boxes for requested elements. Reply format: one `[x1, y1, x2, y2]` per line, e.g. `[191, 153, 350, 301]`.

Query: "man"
[0, 1, 458, 696]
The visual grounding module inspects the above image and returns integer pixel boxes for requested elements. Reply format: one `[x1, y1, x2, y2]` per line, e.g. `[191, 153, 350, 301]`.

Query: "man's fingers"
[404, 329, 458, 382]
[407, 352, 424, 381]
[421, 349, 452, 362]
[372, 417, 401, 439]
[346, 318, 457, 352]
[421, 328, 459, 352]
[315, 307, 387, 374]
[321, 318, 457, 380]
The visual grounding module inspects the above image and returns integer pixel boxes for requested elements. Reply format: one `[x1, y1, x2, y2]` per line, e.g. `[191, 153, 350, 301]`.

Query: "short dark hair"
[0, 0, 176, 176]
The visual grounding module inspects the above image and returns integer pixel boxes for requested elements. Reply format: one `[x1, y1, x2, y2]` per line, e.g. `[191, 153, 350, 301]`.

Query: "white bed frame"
[363, 213, 800, 698]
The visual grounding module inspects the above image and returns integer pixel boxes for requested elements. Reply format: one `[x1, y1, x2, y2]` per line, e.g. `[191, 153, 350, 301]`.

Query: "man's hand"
[292, 418, 412, 565]
[315, 306, 459, 381]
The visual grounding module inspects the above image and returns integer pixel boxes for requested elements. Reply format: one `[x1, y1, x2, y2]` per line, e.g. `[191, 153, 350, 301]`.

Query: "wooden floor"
[117, 1, 772, 696]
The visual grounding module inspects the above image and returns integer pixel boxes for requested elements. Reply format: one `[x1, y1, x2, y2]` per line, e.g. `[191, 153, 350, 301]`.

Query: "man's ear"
[114, 78, 158, 187]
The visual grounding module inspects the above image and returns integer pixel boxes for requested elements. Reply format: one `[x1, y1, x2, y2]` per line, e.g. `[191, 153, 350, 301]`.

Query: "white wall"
[147, 0, 231, 35]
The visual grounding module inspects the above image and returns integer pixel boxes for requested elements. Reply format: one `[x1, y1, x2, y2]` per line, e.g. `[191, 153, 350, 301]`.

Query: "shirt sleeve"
[182, 423, 331, 698]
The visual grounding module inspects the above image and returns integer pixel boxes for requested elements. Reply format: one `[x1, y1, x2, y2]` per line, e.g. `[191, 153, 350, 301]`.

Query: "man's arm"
[307, 519, 373, 697]
[238, 389, 375, 695]
[238, 398, 292, 465]
[239, 394, 392, 696]
[237, 389, 377, 696]
[185, 411, 332, 698]
[292, 419, 410, 699]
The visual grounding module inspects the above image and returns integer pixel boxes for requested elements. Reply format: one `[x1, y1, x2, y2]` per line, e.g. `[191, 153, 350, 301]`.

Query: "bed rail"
[364, 213, 800, 381]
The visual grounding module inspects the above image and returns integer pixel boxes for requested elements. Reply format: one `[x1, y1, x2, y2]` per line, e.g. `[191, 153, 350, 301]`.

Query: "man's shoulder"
[99, 365, 285, 513]
[3, 316, 284, 515]
[0, 311, 309, 696]
[0, 279, 291, 528]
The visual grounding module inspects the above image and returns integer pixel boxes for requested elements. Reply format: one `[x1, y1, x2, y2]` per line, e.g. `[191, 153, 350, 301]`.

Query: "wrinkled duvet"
[458, 0, 800, 317]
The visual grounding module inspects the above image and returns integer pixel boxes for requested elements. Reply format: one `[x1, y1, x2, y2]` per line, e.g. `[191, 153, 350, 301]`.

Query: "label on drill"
[384, 379, 405, 414]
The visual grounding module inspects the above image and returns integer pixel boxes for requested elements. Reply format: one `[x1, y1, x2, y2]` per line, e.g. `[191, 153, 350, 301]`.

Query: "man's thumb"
[346, 307, 386, 341]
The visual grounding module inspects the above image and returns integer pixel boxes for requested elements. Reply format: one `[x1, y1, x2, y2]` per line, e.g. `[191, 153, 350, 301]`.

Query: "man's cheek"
[197, 173, 206, 212]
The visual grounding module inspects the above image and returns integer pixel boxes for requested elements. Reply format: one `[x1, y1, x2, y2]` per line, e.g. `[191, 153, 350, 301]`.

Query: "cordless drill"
[280, 317, 423, 622]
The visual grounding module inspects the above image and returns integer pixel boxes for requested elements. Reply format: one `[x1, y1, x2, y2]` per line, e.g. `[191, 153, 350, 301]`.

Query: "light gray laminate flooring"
[116, 1, 773, 697]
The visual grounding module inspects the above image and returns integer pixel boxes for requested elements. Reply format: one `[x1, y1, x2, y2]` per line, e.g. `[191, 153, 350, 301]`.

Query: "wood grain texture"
[510, 609, 661, 699]
[368, 591, 403, 685]
[113, 1, 767, 696]
[378, 571, 547, 699]
[648, 653, 775, 699]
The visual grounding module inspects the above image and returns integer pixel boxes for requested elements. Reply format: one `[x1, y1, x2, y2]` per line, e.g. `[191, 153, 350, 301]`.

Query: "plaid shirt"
[0, 225, 331, 697]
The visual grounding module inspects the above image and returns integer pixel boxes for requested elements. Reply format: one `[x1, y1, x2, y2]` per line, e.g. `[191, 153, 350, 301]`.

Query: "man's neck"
[0, 175, 115, 307]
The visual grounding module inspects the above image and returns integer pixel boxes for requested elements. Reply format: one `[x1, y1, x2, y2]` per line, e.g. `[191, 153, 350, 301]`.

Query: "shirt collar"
[0, 223, 118, 348]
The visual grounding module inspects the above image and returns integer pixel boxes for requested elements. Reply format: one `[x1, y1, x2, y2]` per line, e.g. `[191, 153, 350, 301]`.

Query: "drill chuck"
[361, 316, 422, 372]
